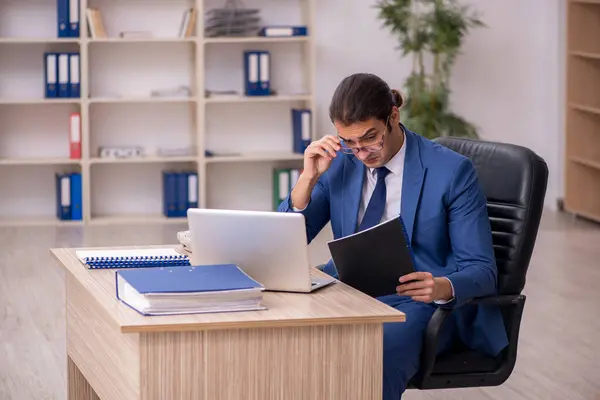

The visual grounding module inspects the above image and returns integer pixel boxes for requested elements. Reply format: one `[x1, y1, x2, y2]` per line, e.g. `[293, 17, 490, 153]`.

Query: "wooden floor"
[0, 209, 599, 400]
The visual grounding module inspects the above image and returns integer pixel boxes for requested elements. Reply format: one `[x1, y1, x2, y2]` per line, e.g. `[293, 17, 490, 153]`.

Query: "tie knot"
[376, 166, 390, 181]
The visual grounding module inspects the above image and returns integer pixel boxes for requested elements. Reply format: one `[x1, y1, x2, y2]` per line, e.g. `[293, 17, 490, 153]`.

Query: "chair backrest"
[433, 137, 548, 295]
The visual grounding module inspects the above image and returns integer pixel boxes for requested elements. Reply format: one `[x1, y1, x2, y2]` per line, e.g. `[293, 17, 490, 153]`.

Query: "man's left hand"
[396, 272, 453, 303]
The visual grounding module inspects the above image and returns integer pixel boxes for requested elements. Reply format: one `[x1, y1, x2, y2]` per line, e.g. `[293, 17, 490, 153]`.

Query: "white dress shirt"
[357, 130, 406, 227]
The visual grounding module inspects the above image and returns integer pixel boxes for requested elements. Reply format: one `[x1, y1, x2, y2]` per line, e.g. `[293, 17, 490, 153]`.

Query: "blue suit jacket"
[278, 127, 509, 357]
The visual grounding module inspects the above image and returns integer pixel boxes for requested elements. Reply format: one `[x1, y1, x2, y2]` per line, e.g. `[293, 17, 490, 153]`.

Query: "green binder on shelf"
[272, 168, 301, 211]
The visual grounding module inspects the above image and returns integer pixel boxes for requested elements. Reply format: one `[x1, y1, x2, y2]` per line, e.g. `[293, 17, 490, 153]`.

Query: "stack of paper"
[115, 264, 266, 315]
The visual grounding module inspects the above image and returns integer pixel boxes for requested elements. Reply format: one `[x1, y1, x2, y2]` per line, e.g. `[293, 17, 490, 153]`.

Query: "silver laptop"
[186, 208, 336, 293]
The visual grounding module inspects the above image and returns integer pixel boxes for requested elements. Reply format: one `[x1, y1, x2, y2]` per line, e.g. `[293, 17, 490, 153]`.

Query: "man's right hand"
[302, 135, 342, 181]
[290, 135, 341, 210]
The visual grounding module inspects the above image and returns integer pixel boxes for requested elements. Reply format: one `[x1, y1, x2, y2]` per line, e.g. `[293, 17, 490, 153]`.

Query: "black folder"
[326, 216, 416, 298]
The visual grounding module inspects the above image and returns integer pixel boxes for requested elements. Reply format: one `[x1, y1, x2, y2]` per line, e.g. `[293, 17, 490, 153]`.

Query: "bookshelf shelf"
[0, 98, 80, 105]
[88, 37, 197, 44]
[205, 152, 304, 163]
[565, 0, 600, 223]
[203, 36, 309, 44]
[89, 156, 198, 164]
[0, 38, 81, 44]
[204, 94, 311, 104]
[0, 158, 81, 166]
[88, 96, 197, 104]
[0, 0, 316, 226]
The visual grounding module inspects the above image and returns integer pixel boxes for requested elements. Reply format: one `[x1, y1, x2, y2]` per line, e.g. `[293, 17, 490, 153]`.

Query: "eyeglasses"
[338, 118, 389, 155]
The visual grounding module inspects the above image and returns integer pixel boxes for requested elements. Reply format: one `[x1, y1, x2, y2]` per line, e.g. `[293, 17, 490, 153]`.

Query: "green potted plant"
[375, 0, 484, 139]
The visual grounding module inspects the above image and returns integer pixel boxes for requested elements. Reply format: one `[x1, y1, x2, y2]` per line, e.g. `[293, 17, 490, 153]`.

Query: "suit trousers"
[376, 295, 457, 400]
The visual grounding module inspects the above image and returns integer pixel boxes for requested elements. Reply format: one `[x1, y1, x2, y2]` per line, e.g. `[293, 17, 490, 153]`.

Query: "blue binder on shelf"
[175, 172, 188, 217]
[186, 172, 198, 210]
[44, 53, 58, 98]
[57, 53, 70, 98]
[163, 170, 199, 218]
[162, 171, 178, 218]
[69, 53, 80, 98]
[69, 0, 80, 37]
[70, 172, 82, 220]
[258, 26, 307, 37]
[57, 0, 70, 37]
[56, 173, 71, 220]
[244, 50, 270, 96]
[292, 108, 312, 153]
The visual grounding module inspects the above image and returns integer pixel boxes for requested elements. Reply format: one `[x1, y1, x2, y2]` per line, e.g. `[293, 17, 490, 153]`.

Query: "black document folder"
[327, 216, 416, 298]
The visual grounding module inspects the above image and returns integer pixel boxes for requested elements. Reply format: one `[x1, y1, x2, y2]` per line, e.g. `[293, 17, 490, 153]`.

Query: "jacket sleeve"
[443, 157, 498, 308]
[277, 172, 331, 245]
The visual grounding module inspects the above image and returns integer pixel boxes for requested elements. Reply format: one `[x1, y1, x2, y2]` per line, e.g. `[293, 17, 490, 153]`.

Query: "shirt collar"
[368, 126, 406, 177]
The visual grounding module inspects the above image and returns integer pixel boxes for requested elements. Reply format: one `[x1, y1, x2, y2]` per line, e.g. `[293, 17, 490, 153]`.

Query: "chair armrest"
[469, 294, 524, 306]
[416, 294, 526, 383]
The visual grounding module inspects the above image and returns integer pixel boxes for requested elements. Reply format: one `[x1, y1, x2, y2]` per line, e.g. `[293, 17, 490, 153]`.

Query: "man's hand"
[303, 135, 341, 181]
[396, 272, 453, 303]
[291, 135, 341, 210]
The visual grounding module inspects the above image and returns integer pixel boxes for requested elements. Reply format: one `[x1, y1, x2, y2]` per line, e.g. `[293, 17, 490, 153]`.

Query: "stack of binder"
[45, 52, 80, 98]
[273, 168, 301, 210]
[57, 0, 80, 37]
[162, 170, 198, 218]
[56, 172, 82, 220]
[115, 264, 266, 316]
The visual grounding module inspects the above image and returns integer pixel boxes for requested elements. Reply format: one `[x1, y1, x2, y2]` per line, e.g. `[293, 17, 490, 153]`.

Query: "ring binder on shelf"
[75, 248, 191, 269]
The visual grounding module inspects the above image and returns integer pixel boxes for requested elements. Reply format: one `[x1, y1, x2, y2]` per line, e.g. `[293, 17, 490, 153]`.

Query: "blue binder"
[116, 264, 263, 295]
[56, 173, 71, 220]
[70, 172, 82, 220]
[292, 108, 312, 153]
[186, 172, 198, 209]
[244, 51, 270, 96]
[57, 0, 70, 37]
[175, 172, 188, 217]
[258, 26, 307, 37]
[44, 53, 58, 98]
[68, 53, 80, 98]
[162, 171, 178, 218]
[57, 53, 69, 97]
[69, 0, 80, 37]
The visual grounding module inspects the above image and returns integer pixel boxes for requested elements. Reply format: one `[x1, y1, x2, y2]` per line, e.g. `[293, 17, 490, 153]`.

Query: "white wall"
[313, 0, 565, 209]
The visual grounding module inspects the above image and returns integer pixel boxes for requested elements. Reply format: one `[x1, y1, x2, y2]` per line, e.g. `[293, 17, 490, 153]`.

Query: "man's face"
[335, 117, 392, 169]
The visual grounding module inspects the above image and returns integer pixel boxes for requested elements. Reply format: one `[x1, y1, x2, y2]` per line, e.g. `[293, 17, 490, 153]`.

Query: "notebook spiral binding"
[83, 254, 191, 269]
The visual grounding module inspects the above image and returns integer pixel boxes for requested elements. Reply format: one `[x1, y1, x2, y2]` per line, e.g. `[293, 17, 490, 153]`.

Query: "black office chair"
[409, 136, 549, 389]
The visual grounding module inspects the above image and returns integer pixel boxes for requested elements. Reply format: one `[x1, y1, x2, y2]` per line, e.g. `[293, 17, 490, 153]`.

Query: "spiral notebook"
[76, 248, 191, 269]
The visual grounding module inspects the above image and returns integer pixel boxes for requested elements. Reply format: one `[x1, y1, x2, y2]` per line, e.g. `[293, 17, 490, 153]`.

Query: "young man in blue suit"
[277, 73, 508, 399]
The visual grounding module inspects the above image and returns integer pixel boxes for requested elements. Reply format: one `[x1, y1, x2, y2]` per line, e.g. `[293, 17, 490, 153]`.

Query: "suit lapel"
[401, 129, 425, 243]
[341, 155, 365, 237]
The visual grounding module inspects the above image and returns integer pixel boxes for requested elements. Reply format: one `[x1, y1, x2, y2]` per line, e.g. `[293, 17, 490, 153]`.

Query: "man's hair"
[328, 73, 404, 127]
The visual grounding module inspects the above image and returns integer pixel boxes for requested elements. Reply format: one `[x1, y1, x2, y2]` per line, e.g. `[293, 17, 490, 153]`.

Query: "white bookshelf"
[0, 0, 315, 226]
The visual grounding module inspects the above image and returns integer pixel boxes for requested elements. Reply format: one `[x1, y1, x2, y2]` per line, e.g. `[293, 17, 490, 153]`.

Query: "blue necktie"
[358, 166, 390, 231]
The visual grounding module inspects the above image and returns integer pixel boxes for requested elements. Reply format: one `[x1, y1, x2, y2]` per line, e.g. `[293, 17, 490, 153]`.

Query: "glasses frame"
[338, 117, 390, 155]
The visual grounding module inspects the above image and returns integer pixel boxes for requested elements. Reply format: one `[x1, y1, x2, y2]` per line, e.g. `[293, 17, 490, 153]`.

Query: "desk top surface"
[50, 245, 405, 333]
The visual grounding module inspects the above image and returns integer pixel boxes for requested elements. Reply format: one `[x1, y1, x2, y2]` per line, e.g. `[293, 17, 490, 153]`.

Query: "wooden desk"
[51, 245, 405, 400]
